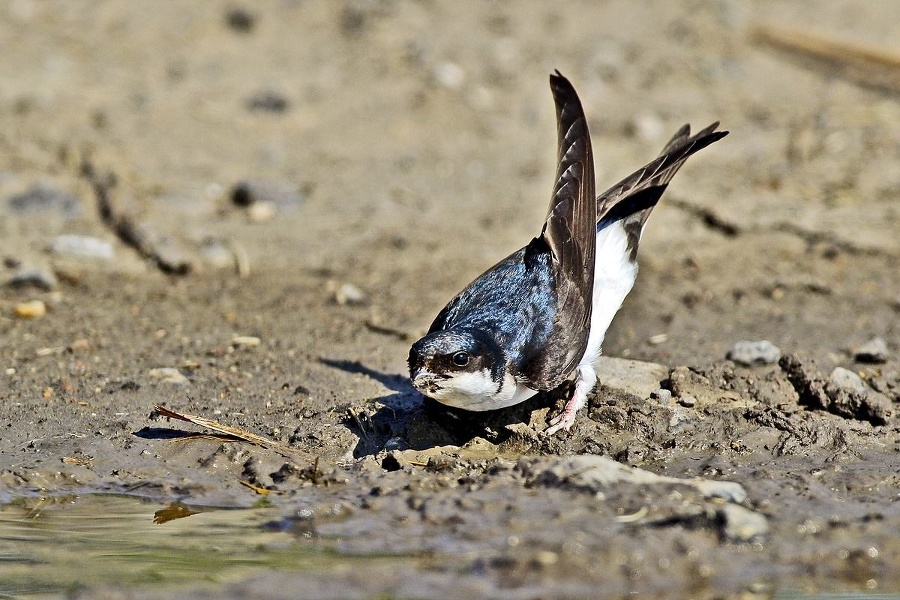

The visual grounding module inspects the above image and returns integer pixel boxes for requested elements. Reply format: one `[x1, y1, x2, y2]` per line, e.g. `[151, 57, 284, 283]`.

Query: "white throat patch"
[428, 369, 538, 411]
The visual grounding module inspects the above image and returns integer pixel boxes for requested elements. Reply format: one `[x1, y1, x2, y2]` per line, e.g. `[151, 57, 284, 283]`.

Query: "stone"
[247, 201, 276, 222]
[650, 388, 672, 403]
[225, 7, 256, 33]
[854, 338, 889, 364]
[6, 267, 57, 290]
[6, 184, 81, 216]
[595, 356, 669, 399]
[14, 299, 46, 318]
[231, 335, 261, 348]
[51, 235, 115, 260]
[718, 504, 769, 542]
[246, 91, 290, 113]
[148, 368, 189, 385]
[829, 367, 867, 393]
[231, 179, 304, 211]
[333, 282, 366, 306]
[524, 454, 747, 503]
[678, 395, 697, 408]
[727, 340, 782, 366]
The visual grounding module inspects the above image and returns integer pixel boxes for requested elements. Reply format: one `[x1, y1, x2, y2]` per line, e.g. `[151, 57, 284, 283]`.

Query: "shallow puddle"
[776, 594, 900, 600]
[1, 494, 896, 599]
[0, 494, 344, 597]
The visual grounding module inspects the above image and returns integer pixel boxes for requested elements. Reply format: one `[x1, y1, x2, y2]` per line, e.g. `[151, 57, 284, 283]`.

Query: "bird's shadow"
[320, 358, 560, 458]
[133, 427, 201, 441]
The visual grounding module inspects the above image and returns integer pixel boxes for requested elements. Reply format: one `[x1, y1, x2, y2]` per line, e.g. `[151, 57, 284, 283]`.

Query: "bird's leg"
[545, 363, 596, 435]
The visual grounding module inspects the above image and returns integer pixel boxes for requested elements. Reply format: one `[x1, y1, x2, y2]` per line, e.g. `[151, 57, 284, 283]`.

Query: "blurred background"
[1, 0, 898, 384]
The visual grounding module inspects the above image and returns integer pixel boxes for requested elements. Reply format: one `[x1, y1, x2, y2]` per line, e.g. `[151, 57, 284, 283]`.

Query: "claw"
[544, 406, 578, 435]
[544, 364, 597, 436]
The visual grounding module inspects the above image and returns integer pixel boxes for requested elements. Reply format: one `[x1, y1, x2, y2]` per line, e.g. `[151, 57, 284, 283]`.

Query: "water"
[2, 494, 897, 599]
[776, 594, 900, 600]
[0, 494, 331, 597]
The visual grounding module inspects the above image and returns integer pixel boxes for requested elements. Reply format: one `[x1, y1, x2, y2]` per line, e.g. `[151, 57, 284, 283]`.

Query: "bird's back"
[428, 239, 562, 389]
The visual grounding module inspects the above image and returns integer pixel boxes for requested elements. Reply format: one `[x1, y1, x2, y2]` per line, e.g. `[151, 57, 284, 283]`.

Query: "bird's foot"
[545, 400, 579, 435]
[544, 364, 596, 436]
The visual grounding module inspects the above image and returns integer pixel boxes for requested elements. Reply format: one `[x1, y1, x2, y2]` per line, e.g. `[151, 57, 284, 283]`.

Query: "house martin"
[409, 71, 727, 434]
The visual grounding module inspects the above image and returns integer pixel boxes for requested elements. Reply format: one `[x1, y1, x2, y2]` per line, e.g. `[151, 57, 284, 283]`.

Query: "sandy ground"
[2, 1, 900, 598]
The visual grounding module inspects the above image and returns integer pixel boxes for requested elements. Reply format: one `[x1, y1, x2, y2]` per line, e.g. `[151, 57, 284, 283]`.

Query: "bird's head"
[408, 329, 506, 409]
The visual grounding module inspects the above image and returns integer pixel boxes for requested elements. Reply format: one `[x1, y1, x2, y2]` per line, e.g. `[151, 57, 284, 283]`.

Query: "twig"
[668, 196, 741, 237]
[347, 407, 371, 444]
[239, 480, 283, 495]
[81, 159, 193, 275]
[364, 319, 413, 341]
[154, 405, 314, 461]
[228, 241, 251, 278]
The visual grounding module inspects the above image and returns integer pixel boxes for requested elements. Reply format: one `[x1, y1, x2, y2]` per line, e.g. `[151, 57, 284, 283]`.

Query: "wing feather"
[525, 71, 597, 383]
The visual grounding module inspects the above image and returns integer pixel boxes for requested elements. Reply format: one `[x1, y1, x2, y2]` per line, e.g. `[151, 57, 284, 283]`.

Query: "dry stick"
[667, 196, 741, 237]
[154, 405, 315, 462]
[239, 480, 283, 495]
[364, 319, 413, 341]
[81, 160, 193, 275]
[752, 24, 900, 95]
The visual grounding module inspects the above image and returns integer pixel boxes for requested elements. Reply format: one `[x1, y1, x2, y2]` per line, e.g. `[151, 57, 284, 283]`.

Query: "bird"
[408, 71, 727, 435]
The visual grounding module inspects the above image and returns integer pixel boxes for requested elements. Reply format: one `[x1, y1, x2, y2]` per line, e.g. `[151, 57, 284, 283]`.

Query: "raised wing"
[522, 71, 597, 383]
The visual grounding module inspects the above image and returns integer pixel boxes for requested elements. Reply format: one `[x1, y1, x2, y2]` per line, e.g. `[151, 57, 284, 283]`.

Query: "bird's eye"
[451, 351, 470, 367]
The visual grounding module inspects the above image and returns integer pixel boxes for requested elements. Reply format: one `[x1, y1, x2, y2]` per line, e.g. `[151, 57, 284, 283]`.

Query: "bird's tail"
[595, 123, 728, 258]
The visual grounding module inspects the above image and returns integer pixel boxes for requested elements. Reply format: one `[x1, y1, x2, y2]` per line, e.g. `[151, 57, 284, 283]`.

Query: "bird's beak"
[410, 368, 434, 393]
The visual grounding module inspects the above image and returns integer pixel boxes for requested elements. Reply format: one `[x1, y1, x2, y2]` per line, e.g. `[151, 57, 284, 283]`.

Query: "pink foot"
[544, 364, 597, 435]
[545, 398, 579, 435]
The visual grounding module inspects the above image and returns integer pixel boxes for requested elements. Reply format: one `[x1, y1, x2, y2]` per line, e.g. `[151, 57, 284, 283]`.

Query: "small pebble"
[231, 179, 304, 210]
[246, 90, 289, 113]
[340, 5, 367, 36]
[6, 184, 81, 216]
[531, 550, 559, 568]
[634, 112, 666, 143]
[231, 335, 261, 348]
[68, 338, 91, 352]
[383, 437, 409, 451]
[434, 62, 465, 89]
[727, 340, 782, 366]
[15, 299, 46, 319]
[247, 201, 276, 222]
[51, 235, 115, 260]
[333, 282, 366, 305]
[148, 367, 189, 386]
[650, 388, 672, 403]
[854, 338, 889, 364]
[829, 367, 867, 393]
[648, 333, 668, 345]
[678, 395, 697, 408]
[7, 267, 57, 290]
[719, 504, 769, 542]
[200, 239, 235, 269]
[225, 7, 256, 33]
